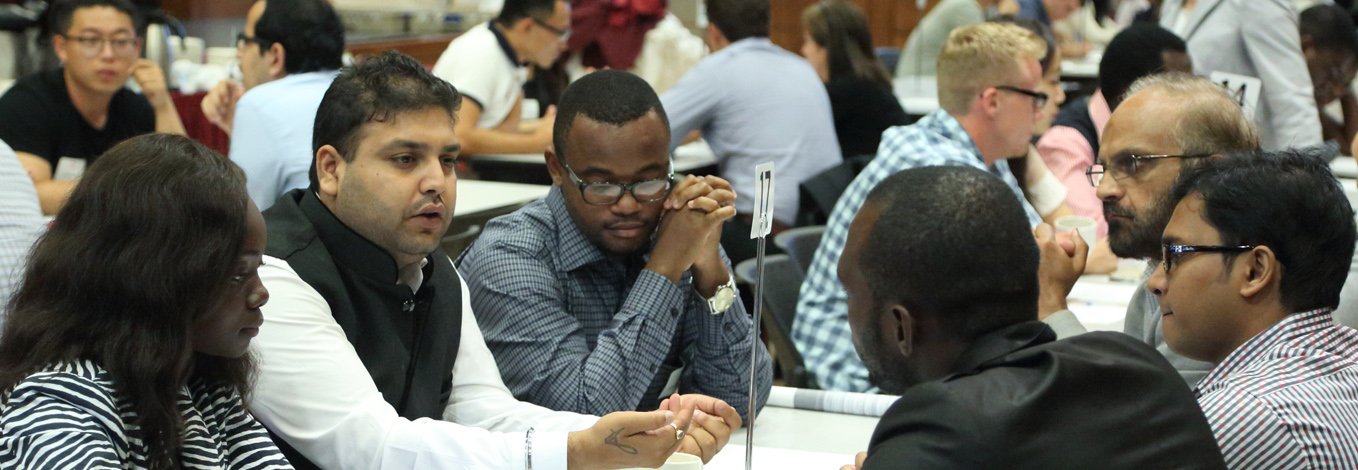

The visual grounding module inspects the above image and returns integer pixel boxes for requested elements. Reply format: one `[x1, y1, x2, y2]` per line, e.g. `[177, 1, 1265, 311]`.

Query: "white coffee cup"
[1054, 215, 1097, 251]
[622, 452, 703, 470]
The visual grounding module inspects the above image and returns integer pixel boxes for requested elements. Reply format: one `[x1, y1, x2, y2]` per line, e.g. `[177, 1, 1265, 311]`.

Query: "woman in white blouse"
[0, 134, 290, 470]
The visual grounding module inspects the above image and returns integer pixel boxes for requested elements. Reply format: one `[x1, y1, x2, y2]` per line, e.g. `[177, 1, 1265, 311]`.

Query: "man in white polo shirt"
[432, 0, 569, 156]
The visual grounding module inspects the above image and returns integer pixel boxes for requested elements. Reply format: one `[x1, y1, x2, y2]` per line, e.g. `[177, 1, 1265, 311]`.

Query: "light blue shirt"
[229, 71, 338, 210]
[660, 38, 842, 225]
[0, 139, 45, 326]
[793, 110, 1041, 392]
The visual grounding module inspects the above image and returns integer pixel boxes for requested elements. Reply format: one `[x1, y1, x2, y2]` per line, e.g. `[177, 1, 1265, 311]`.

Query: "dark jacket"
[863, 321, 1227, 470]
[262, 189, 463, 470]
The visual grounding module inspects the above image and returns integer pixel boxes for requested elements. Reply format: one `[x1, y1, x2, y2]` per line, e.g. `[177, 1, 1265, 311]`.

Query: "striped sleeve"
[210, 388, 292, 469]
[0, 372, 128, 469]
[1199, 386, 1307, 469]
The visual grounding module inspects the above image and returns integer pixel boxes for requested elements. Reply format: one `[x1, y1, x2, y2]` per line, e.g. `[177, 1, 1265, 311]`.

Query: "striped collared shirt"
[1196, 308, 1358, 469]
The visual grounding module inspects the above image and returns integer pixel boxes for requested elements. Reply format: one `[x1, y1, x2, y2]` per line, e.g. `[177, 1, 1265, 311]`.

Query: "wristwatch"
[705, 275, 737, 314]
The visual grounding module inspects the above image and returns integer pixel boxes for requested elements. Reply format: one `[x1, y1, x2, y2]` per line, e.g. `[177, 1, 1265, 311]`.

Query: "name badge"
[53, 157, 86, 181]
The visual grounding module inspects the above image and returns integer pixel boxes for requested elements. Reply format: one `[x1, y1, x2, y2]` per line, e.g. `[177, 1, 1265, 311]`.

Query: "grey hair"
[1122, 72, 1261, 162]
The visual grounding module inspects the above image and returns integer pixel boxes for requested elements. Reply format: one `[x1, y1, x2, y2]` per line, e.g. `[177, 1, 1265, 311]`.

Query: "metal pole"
[745, 234, 767, 470]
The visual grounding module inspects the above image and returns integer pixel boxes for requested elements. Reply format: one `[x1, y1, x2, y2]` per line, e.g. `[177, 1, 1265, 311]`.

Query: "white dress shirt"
[250, 255, 599, 470]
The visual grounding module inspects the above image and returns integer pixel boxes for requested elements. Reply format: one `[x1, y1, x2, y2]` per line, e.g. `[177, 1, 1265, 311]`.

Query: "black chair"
[875, 46, 902, 77]
[773, 225, 824, 274]
[797, 154, 874, 227]
[735, 255, 817, 389]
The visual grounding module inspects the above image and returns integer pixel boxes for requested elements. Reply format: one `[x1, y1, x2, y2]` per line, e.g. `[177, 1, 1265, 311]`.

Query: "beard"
[1104, 192, 1177, 260]
[854, 327, 922, 395]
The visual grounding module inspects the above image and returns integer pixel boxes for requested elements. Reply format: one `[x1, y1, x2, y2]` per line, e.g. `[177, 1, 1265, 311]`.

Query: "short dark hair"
[707, 0, 769, 42]
[861, 166, 1039, 341]
[1100, 24, 1187, 109]
[0, 134, 253, 470]
[992, 15, 1057, 72]
[46, 0, 142, 37]
[253, 0, 345, 74]
[497, 0, 559, 26]
[1171, 148, 1357, 313]
[552, 70, 669, 161]
[310, 51, 462, 188]
[1301, 3, 1358, 55]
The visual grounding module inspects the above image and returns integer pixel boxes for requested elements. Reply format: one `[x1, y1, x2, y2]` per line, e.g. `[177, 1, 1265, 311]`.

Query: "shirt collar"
[1195, 308, 1337, 395]
[300, 190, 434, 286]
[546, 186, 612, 271]
[945, 321, 1057, 377]
[923, 109, 986, 166]
[488, 21, 527, 67]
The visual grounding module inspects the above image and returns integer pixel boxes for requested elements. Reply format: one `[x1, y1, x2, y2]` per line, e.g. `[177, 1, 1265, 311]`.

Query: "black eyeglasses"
[1086, 154, 1213, 187]
[236, 32, 276, 51]
[561, 160, 673, 205]
[532, 18, 571, 41]
[995, 85, 1049, 109]
[1161, 244, 1256, 274]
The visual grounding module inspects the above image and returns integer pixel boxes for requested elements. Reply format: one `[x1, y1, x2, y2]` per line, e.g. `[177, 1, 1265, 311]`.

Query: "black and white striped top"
[0, 359, 292, 469]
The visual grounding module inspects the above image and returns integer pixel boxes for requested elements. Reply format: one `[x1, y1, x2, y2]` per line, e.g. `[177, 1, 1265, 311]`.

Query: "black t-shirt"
[826, 76, 912, 159]
[0, 67, 155, 169]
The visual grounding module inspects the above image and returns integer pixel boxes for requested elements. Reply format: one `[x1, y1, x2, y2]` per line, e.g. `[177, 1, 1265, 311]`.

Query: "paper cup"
[1054, 215, 1097, 250]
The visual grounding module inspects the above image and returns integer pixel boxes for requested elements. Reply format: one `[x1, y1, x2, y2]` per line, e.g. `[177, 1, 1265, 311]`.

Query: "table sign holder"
[745, 162, 775, 470]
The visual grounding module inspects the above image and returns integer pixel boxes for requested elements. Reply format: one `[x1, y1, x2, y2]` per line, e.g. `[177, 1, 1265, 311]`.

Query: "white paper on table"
[765, 386, 898, 417]
[705, 445, 854, 470]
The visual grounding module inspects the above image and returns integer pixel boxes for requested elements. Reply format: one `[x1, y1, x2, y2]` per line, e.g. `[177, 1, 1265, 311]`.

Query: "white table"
[453, 179, 550, 219]
[469, 141, 720, 174]
[698, 406, 875, 470]
[1066, 258, 1145, 332]
[893, 76, 940, 116]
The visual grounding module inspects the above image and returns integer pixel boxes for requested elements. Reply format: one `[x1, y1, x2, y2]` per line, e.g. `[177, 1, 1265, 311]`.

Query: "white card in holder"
[53, 157, 86, 181]
[749, 162, 775, 239]
[1209, 71, 1263, 119]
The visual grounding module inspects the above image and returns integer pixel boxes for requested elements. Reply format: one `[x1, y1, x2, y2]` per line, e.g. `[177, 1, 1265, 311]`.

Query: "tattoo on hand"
[605, 428, 640, 455]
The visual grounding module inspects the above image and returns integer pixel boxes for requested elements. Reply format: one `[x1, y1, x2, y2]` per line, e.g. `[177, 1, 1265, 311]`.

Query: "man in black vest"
[837, 166, 1227, 469]
[249, 51, 725, 470]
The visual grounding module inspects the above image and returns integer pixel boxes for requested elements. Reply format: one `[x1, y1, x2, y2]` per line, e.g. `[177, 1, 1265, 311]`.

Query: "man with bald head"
[1038, 72, 1261, 384]
[796, 22, 1055, 392]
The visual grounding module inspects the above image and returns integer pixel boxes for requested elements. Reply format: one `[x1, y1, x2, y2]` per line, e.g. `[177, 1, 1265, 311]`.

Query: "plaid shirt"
[456, 187, 772, 419]
[1196, 308, 1358, 469]
[793, 110, 1041, 392]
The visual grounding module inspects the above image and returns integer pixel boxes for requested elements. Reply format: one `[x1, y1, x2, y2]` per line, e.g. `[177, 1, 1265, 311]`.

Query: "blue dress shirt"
[229, 71, 338, 210]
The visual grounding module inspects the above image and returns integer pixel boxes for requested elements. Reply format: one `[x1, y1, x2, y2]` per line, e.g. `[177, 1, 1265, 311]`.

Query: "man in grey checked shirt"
[457, 70, 771, 456]
[794, 22, 1052, 392]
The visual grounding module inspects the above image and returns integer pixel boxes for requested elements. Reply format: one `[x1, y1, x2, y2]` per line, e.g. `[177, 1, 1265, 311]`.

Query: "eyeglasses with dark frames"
[560, 160, 673, 205]
[1160, 244, 1256, 275]
[994, 85, 1049, 109]
[532, 18, 571, 41]
[236, 32, 276, 51]
[62, 34, 140, 58]
[1086, 154, 1213, 187]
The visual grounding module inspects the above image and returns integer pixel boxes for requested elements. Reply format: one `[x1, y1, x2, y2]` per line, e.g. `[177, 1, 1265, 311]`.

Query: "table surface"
[469, 141, 719, 173]
[453, 179, 550, 218]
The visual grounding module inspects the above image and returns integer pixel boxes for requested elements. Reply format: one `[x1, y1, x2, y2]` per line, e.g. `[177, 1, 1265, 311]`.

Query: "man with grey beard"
[1036, 72, 1260, 384]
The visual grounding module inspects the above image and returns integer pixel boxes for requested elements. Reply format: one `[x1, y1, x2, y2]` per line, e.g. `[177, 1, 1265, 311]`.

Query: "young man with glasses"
[431, 0, 570, 156]
[199, 0, 344, 210]
[1146, 149, 1358, 469]
[456, 72, 769, 462]
[1036, 72, 1260, 384]
[0, 0, 183, 214]
[796, 22, 1052, 392]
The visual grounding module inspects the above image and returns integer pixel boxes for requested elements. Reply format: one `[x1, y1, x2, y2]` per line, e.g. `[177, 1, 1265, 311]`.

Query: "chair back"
[735, 255, 818, 389]
[773, 225, 825, 274]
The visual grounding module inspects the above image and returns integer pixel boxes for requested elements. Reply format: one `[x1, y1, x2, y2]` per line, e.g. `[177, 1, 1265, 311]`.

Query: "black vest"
[1051, 95, 1100, 158]
[262, 190, 462, 470]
